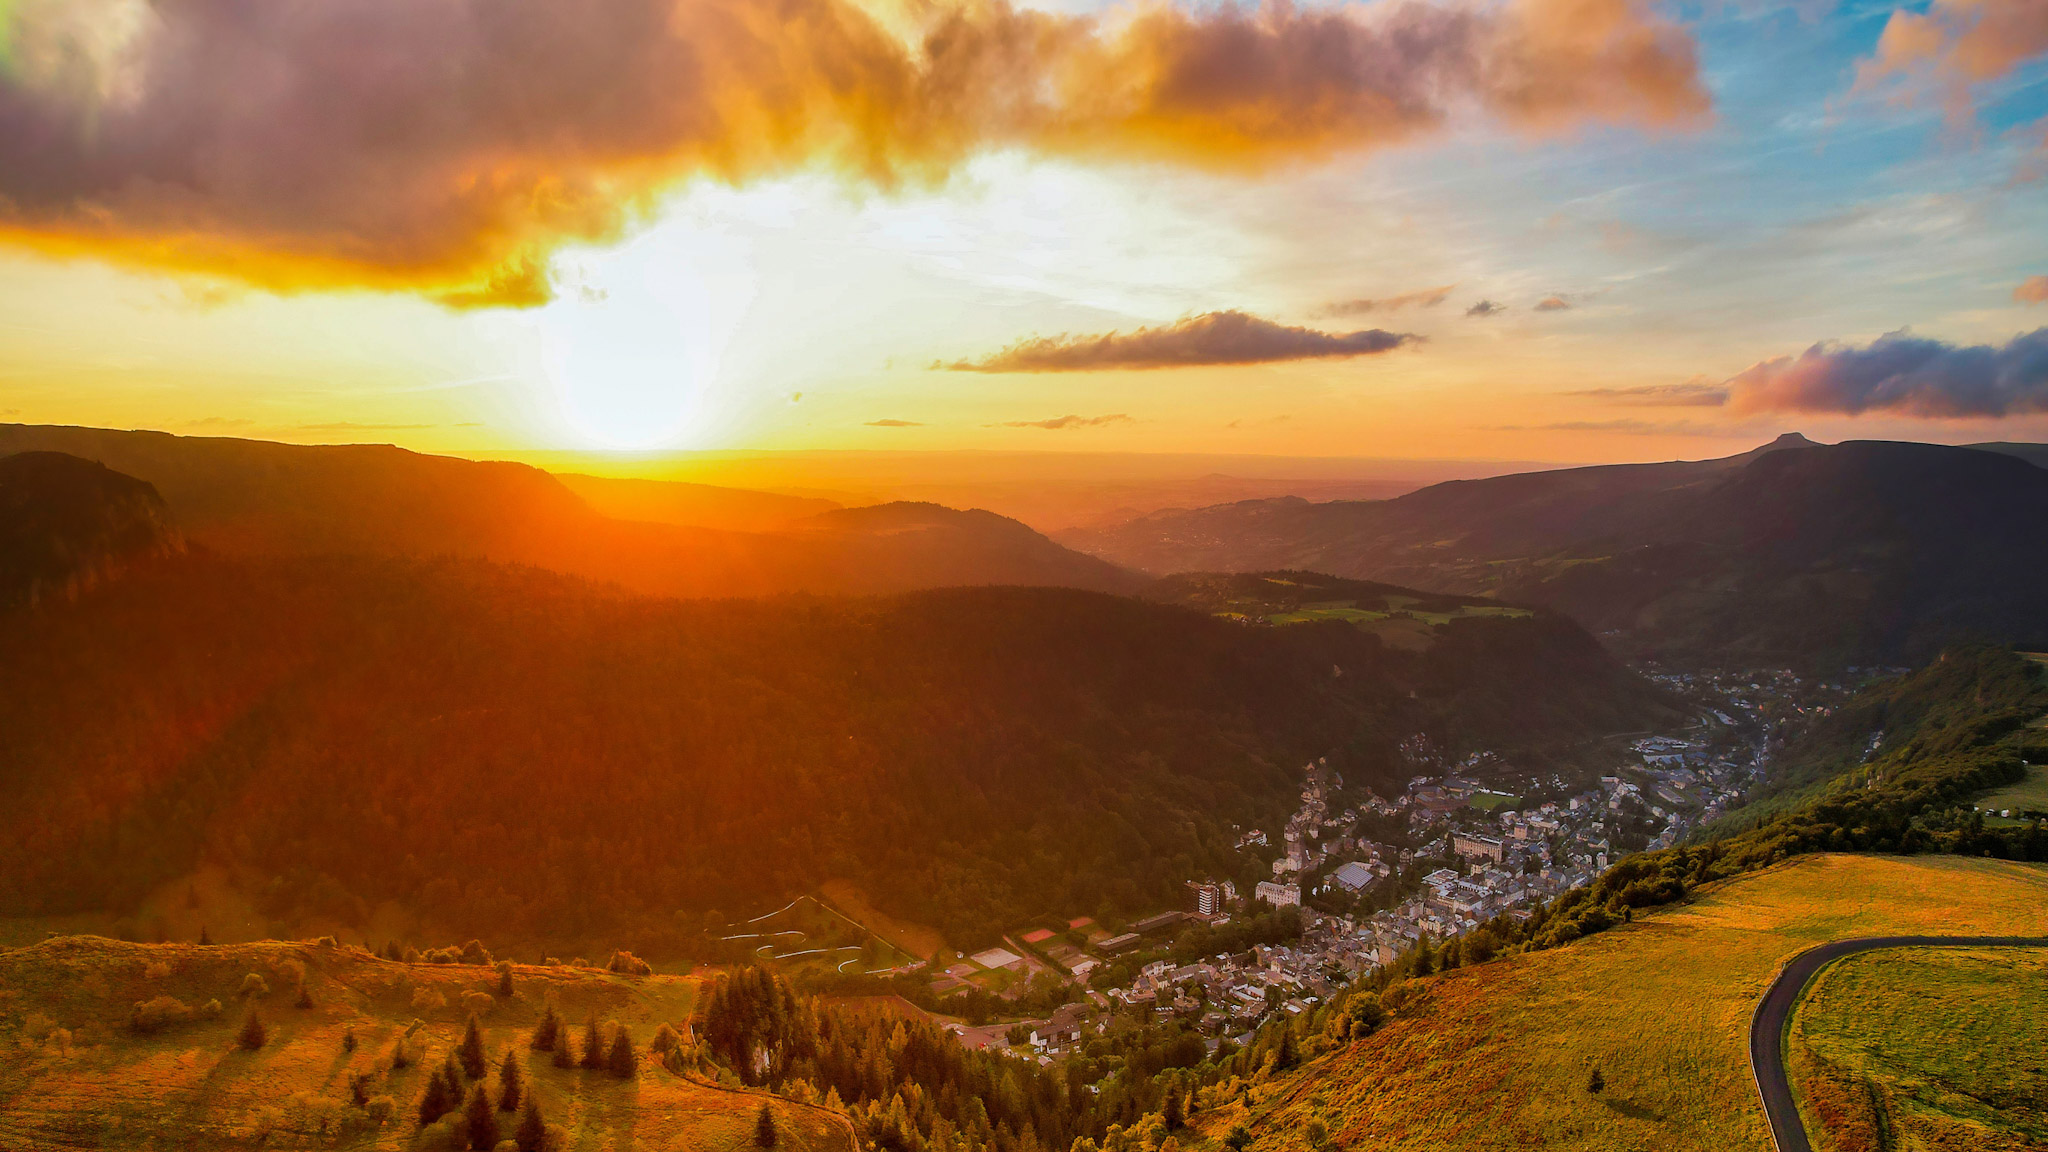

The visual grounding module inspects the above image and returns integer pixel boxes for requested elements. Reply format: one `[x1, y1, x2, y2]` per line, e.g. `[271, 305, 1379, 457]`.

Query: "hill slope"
[1206, 854, 2048, 1152]
[0, 452, 180, 609]
[0, 553, 1669, 951]
[1063, 437, 2048, 666]
[0, 936, 844, 1152]
[0, 425, 1133, 598]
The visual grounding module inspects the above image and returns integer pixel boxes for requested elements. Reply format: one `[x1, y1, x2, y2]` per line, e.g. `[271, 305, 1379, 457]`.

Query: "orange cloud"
[2018, 276, 2048, 305]
[0, 0, 1708, 306]
[1856, 0, 2048, 128]
[1324, 284, 1456, 315]
[945, 310, 1417, 371]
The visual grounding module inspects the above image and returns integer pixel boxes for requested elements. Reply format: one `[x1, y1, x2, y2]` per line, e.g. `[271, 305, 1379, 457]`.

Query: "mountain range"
[0, 424, 1134, 599]
[1061, 435, 2048, 667]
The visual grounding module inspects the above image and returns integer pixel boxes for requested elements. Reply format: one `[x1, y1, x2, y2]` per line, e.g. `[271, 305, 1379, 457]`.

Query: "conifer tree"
[515, 1098, 547, 1152]
[417, 1069, 454, 1128]
[1586, 1065, 1604, 1094]
[608, 1026, 638, 1079]
[496, 961, 515, 998]
[463, 1083, 499, 1150]
[530, 1005, 560, 1052]
[754, 1102, 778, 1147]
[551, 1032, 576, 1068]
[579, 1018, 605, 1069]
[342, 1025, 357, 1053]
[236, 1009, 266, 1050]
[443, 1051, 467, 1097]
[393, 1038, 412, 1069]
[199, 926, 213, 946]
[458, 1014, 488, 1080]
[295, 983, 315, 1010]
[498, 1048, 524, 1112]
[1162, 1084, 1185, 1130]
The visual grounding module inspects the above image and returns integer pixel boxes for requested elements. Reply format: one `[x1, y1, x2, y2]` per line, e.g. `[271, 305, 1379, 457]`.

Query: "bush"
[240, 973, 270, 998]
[365, 1095, 396, 1124]
[142, 960, 172, 981]
[605, 951, 652, 977]
[237, 1010, 266, 1050]
[460, 940, 492, 966]
[754, 1103, 777, 1148]
[460, 990, 495, 1017]
[411, 986, 449, 1012]
[130, 995, 194, 1034]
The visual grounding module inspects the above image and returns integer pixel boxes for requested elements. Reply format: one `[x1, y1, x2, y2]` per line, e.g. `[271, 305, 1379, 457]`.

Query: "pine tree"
[417, 1068, 454, 1128]
[530, 1005, 560, 1052]
[515, 1098, 547, 1152]
[198, 926, 213, 946]
[754, 1102, 778, 1147]
[1162, 1085, 1185, 1130]
[463, 1083, 499, 1150]
[498, 1048, 524, 1113]
[393, 1038, 412, 1069]
[579, 1018, 605, 1069]
[294, 983, 315, 1010]
[1412, 934, 1436, 977]
[458, 1014, 488, 1080]
[1586, 1065, 1604, 1094]
[496, 962, 515, 998]
[443, 1051, 467, 1098]
[551, 1033, 576, 1068]
[607, 1026, 638, 1079]
[237, 1009, 266, 1050]
[1274, 1025, 1299, 1071]
[342, 1026, 357, 1053]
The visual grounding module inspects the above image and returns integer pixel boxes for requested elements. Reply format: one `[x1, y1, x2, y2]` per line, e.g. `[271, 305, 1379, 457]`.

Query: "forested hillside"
[0, 552, 1668, 953]
[1063, 438, 2048, 667]
[0, 451, 180, 609]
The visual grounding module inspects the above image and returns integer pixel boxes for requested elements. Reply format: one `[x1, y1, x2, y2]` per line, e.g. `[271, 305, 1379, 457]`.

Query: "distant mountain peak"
[1764, 432, 1817, 449]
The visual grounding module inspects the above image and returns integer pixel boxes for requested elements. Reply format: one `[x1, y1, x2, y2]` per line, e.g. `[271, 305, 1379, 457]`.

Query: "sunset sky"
[1, 0, 2045, 469]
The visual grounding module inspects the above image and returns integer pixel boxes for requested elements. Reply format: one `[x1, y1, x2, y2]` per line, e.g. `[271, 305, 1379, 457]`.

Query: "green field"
[1267, 607, 1391, 625]
[1791, 947, 2048, 1151]
[1467, 790, 1523, 813]
[1193, 854, 2048, 1152]
[1978, 765, 2048, 817]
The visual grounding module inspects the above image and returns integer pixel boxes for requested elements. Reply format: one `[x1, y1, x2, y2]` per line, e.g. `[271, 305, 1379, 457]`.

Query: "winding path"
[1749, 935, 2048, 1152]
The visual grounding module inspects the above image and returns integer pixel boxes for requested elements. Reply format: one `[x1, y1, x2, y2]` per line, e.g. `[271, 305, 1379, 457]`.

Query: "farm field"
[1978, 765, 2048, 817]
[1791, 946, 2048, 1152]
[1467, 790, 1523, 813]
[0, 937, 848, 1152]
[817, 881, 948, 965]
[1195, 854, 2048, 1152]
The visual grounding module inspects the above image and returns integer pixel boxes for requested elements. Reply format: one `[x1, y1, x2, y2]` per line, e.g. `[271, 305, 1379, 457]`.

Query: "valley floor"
[1201, 854, 2048, 1152]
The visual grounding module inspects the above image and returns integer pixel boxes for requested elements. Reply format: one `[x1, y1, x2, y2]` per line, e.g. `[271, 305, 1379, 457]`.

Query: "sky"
[0, 0, 2045, 470]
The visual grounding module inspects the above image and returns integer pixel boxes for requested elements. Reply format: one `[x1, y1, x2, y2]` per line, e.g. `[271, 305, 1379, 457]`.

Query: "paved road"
[1749, 935, 2048, 1152]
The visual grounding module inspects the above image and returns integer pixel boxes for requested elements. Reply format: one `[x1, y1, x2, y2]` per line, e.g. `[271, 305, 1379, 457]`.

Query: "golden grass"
[1197, 854, 2048, 1152]
[0, 937, 847, 1152]
[1792, 946, 2048, 1152]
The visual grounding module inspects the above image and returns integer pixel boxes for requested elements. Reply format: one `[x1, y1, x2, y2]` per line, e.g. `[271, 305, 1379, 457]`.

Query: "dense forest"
[0, 551, 1669, 952]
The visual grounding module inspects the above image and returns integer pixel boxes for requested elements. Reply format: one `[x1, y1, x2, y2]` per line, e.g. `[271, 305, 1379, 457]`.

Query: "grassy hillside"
[1201, 854, 2048, 1152]
[1791, 946, 2048, 1152]
[0, 936, 845, 1152]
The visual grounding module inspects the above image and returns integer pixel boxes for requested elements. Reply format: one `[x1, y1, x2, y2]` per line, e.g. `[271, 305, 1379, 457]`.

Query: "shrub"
[605, 951, 652, 977]
[411, 986, 448, 1012]
[460, 940, 492, 966]
[142, 960, 172, 981]
[649, 1023, 680, 1056]
[295, 984, 315, 1010]
[364, 1095, 396, 1124]
[200, 998, 224, 1020]
[240, 973, 270, 998]
[130, 995, 194, 1034]
[460, 990, 495, 1017]
[754, 1103, 777, 1148]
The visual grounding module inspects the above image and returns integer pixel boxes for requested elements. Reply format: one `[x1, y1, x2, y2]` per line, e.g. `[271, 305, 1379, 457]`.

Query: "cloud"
[2018, 276, 2048, 305]
[0, 0, 1708, 306]
[996, 414, 1133, 429]
[944, 310, 1417, 372]
[1855, 0, 2048, 130]
[1489, 419, 1732, 435]
[865, 418, 924, 426]
[1323, 285, 1455, 315]
[295, 421, 436, 432]
[1568, 380, 1729, 407]
[1725, 327, 2048, 418]
[181, 416, 257, 429]
[1533, 295, 1572, 311]
[1466, 300, 1507, 317]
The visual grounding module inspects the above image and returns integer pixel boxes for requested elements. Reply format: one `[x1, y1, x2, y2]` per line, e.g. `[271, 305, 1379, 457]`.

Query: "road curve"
[1749, 935, 2048, 1152]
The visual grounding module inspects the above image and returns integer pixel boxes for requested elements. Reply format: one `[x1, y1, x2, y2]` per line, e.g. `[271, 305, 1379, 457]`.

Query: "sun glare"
[534, 219, 759, 450]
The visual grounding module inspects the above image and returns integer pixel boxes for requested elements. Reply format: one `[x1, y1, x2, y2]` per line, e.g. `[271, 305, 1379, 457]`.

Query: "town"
[921, 664, 1865, 1062]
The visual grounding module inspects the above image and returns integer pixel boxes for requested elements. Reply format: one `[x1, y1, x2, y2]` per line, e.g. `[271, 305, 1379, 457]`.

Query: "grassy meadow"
[1978, 765, 2048, 817]
[1792, 946, 2048, 1152]
[0, 937, 848, 1152]
[1194, 854, 2048, 1152]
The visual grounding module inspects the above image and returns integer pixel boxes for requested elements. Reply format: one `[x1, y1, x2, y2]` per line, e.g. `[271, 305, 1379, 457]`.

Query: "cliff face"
[0, 451, 182, 609]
